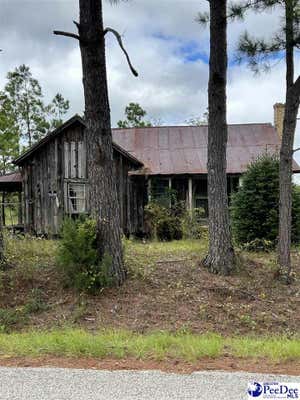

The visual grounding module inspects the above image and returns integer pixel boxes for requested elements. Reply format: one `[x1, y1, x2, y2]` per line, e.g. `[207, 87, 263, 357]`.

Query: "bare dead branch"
[103, 27, 138, 77]
[73, 20, 80, 30]
[53, 30, 80, 40]
[293, 147, 300, 153]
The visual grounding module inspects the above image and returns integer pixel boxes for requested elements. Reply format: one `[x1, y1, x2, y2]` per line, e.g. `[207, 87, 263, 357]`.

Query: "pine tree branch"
[228, 0, 279, 20]
[103, 27, 138, 77]
[236, 31, 285, 71]
[53, 31, 80, 40]
[196, 0, 279, 25]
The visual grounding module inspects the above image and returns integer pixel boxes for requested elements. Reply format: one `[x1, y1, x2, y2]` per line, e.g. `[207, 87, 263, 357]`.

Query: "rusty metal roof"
[0, 172, 22, 192]
[14, 115, 143, 168]
[0, 172, 22, 183]
[12, 116, 300, 175]
[112, 124, 300, 175]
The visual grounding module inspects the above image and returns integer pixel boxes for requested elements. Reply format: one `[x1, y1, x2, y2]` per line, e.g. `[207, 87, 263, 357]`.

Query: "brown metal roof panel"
[142, 127, 159, 149]
[134, 129, 146, 151]
[192, 126, 207, 147]
[112, 129, 135, 152]
[192, 148, 207, 174]
[168, 127, 182, 150]
[0, 172, 22, 183]
[158, 127, 169, 149]
[170, 149, 189, 174]
[179, 127, 194, 148]
[141, 148, 159, 173]
[158, 149, 173, 174]
[183, 148, 203, 174]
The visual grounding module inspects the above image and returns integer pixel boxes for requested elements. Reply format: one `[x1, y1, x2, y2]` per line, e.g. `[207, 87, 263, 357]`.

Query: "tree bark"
[78, 0, 126, 284]
[2, 192, 5, 227]
[278, 0, 300, 282]
[203, 0, 235, 275]
[0, 207, 5, 266]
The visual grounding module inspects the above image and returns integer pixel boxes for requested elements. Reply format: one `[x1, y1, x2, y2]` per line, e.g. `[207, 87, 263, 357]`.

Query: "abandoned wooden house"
[0, 102, 299, 236]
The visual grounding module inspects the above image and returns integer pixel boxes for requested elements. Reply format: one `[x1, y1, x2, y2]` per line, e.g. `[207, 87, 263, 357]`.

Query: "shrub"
[182, 208, 205, 239]
[241, 238, 274, 253]
[0, 308, 21, 333]
[156, 215, 183, 241]
[23, 288, 48, 314]
[145, 199, 204, 241]
[57, 218, 113, 293]
[231, 154, 300, 247]
[144, 202, 183, 241]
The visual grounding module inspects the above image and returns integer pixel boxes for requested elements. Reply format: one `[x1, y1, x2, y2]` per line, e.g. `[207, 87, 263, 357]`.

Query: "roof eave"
[14, 115, 85, 165]
[13, 115, 144, 168]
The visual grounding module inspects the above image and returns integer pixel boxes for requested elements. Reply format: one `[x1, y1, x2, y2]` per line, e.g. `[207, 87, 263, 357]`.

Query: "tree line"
[0, 64, 70, 174]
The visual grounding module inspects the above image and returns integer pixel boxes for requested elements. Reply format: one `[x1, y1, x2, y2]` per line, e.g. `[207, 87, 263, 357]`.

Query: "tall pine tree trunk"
[203, 0, 235, 275]
[278, 0, 300, 282]
[78, 0, 126, 284]
[0, 210, 4, 266]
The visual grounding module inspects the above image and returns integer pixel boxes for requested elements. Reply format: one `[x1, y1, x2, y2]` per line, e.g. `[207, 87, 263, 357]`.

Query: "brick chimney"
[273, 103, 285, 139]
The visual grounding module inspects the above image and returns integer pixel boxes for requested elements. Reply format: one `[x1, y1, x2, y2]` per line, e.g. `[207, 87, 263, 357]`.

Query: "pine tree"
[3, 65, 70, 146]
[54, 0, 138, 285]
[233, 0, 300, 281]
[0, 93, 19, 174]
[47, 93, 70, 129]
[200, 0, 236, 274]
[117, 103, 152, 128]
[4, 65, 49, 146]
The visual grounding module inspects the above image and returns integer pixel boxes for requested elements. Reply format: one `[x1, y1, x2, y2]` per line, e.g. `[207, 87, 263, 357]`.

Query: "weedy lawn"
[0, 235, 299, 366]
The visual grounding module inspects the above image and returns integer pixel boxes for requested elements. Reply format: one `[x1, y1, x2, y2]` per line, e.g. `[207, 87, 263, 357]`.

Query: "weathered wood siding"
[21, 123, 143, 236]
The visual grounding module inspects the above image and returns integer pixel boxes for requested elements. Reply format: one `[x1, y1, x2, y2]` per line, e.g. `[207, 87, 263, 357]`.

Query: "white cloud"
[0, 0, 298, 136]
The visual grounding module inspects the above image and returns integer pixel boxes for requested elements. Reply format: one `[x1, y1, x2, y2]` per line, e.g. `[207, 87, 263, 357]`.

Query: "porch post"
[168, 177, 172, 207]
[18, 192, 23, 225]
[147, 177, 152, 202]
[188, 177, 193, 210]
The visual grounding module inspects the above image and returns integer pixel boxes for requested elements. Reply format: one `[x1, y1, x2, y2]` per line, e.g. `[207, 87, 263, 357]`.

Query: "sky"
[0, 0, 299, 158]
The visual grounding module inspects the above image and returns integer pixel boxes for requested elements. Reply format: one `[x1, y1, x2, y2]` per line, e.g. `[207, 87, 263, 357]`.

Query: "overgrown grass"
[124, 239, 207, 279]
[0, 329, 298, 362]
[5, 234, 57, 270]
[229, 336, 300, 361]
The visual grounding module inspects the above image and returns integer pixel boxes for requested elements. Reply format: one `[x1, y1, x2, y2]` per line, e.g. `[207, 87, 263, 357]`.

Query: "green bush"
[156, 215, 183, 241]
[182, 208, 205, 239]
[241, 238, 274, 252]
[145, 201, 183, 241]
[23, 288, 49, 314]
[145, 200, 205, 241]
[231, 154, 300, 247]
[0, 308, 21, 333]
[57, 218, 113, 293]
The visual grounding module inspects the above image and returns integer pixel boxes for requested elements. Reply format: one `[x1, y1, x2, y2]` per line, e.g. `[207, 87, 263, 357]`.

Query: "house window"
[150, 178, 171, 206]
[193, 178, 208, 216]
[67, 183, 86, 214]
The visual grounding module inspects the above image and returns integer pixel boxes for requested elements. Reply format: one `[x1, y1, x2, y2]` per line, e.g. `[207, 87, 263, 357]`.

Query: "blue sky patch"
[152, 33, 209, 64]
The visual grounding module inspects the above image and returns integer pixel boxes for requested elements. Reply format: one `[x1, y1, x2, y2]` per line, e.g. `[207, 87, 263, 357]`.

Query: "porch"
[0, 172, 24, 232]
[147, 174, 240, 215]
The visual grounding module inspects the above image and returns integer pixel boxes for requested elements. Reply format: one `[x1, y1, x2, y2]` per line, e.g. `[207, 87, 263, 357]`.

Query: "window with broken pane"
[67, 183, 86, 214]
